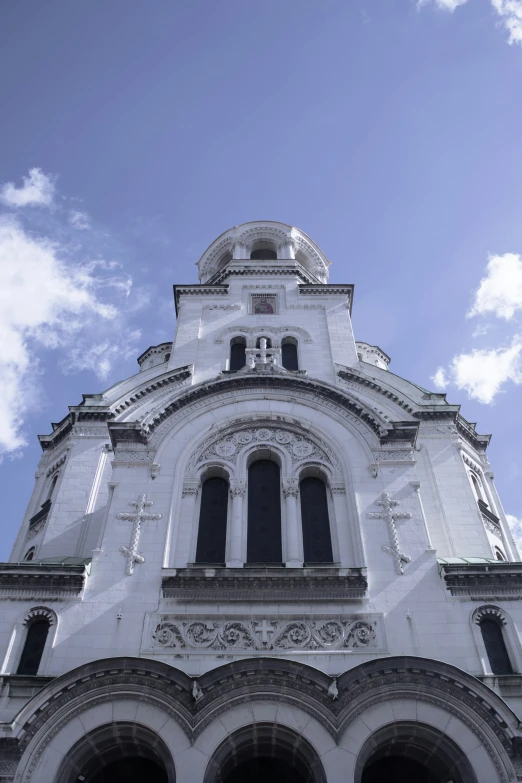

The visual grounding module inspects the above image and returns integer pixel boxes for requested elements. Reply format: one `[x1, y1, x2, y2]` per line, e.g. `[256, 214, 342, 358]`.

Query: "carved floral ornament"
[185, 420, 341, 478]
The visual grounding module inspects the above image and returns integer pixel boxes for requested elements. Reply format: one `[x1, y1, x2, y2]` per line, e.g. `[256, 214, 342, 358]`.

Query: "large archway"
[203, 723, 326, 783]
[56, 722, 175, 783]
[355, 722, 478, 783]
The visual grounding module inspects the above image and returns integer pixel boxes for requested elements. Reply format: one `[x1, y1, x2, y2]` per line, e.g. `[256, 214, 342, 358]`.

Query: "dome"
[196, 220, 331, 284]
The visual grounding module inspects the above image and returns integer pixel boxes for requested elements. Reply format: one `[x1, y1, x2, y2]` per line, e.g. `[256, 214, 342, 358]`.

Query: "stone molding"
[0, 563, 87, 597]
[161, 567, 368, 601]
[440, 561, 522, 598]
[149, 615, 382, 654]
[112, 365, 192, 416]
[9, 656, 520, 783]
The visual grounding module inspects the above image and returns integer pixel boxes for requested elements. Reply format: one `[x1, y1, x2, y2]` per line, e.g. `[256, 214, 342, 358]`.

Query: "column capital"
[282, 478, 299, 498]
[230, 479, 247, 498]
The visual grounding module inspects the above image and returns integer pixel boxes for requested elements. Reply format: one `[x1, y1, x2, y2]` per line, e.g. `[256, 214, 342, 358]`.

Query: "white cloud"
[431, 367, 449, 389]
[0, 214, 134, 455]
[0, 168, 56, 208]
[420, 0, 522, 45]
[69, 209, 91, 230]
[63, 331, 141, 380]
[506, 514, 522, 556]
[468, 253, 522, 320]
[445, 339, 522, 403]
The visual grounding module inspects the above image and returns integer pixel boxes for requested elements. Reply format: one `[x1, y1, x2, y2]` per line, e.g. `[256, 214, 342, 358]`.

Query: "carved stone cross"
[117, 493, 161, 576]
[245, 338, 280, 369]
[367, 492, 412, 575]
[255, 619, 275, 645]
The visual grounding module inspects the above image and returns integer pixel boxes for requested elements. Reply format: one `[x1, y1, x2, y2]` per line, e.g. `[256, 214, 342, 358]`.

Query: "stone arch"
[354, 721, 477, 783]
[203, 723, 327, 783]
[471, 605, 522, 675]
[55, 721, 175, 783]
[214, 325, 313, 346]
[2, 606, 58, 676]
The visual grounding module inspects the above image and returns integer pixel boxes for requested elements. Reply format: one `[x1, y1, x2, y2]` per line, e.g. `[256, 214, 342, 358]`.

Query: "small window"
[480, 617, 513, 674]
[495, 548, 506, 561]
[164, 353, 170, 362]
[281, 339, 299, 371]
[470, 472, 485, 504]
[23, 548, 36, 562]
[230, 338, 246, 372]
[17, 619, 50, 675]
[250, 248, 277, 260]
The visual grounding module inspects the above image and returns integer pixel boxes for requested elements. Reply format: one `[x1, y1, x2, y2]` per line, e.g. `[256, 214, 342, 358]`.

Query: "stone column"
[330, 483, 355, 567]
[278, 239, 296, 260]
[175, 481, 199, 567]
[282, 479, 302, 567]
[227, 479, 246, 567]
[410, 482, 434, 550]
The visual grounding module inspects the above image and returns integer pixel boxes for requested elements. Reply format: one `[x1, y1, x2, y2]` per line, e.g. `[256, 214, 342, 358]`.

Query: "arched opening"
[470, 472, 485, 503]
[495, 547, 506, 561]
[229, 337, 246, 372]
[56, 722, 174, 783]
[203, 723, 326, 783]
[250, 247, 277, 260]
[46, 472, 59, 502]
[195, 476, 229, 563]
[256, 336, 272, 348]
[23, 547, 36, 561]
[281, 338, 299, 371]
[480, 617, 514, 674]
[17, 617, 50, 675]
[247, 459, 282, 563]
[300, 476, 334, 563]
[356, 721, 477, 783]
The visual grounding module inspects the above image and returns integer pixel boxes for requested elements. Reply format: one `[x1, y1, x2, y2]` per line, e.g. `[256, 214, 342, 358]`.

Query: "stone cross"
[245, 338, 280, 369]
[367, 492, 412, 575]
[255, 619, 274, 645]
[117, 493, 162, 576]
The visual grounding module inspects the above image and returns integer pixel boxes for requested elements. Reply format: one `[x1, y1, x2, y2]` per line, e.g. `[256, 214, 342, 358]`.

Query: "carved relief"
[367, 492, 412, 575]
[152, 616, 380, 652]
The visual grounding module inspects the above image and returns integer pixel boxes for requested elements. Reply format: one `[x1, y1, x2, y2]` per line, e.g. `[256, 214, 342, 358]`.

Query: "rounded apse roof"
[196, 221, 331, 284]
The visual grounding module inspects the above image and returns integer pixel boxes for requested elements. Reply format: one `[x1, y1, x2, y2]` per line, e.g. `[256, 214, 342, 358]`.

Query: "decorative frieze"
[150, 615, 382, 653]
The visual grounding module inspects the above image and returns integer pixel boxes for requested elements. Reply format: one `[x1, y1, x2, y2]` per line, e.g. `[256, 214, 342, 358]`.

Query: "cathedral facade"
[1, 221, 522, 782]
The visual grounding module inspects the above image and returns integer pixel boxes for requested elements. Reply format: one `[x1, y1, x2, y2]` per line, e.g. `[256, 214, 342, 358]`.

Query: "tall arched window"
[480, 618, 513, 674]
[23, 547, 36, 562]
[281, 338, 299, 371]
[17, 618, 50, 675]
[195, 477, 229, 563]
[247, 459, 282, 563]
[229, 338, 246, 372]
[46, 473, 59, 502]
[300, 477, 334, 563]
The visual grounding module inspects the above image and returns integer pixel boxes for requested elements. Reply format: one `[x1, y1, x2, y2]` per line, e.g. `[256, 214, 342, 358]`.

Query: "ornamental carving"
[282, 478, 299, 498]
[152, 616, 379, 652]
[186, 421, 338, 475]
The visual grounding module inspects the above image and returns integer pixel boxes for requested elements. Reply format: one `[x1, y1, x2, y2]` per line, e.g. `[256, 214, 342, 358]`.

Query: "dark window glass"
[230, 341, 246, 372]
[496, 548, 506, 561]
[23, 549, 35, 561]
[250, 248, 277, 260]
[17, 619, 50, 675]
[247, 460, 282, 563]
[282, 342, 299, 371]
[480, 618, 513, 674]
[300, 477, 334, 563]
[195, 478, 228, 563]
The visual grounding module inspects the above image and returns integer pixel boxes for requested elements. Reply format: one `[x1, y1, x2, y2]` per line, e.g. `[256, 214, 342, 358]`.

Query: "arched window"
[495, 547, 506, 561]
[281, 338, 299, 371]
[164, 353, 170, 363]
[46, 473, 59, 502]
[255, 336, 272, 348]
[247, 459, 282, 563]
[195, 477, 229, 563]
[23, 547, 36, 562]
[229, 337, 246, 372]
[480, 617, 513, 674]
[250, 247, 277, 260]
[470, 471, 485, 504]
[17, 618, 50, 675]
[300, 477, 334, 563]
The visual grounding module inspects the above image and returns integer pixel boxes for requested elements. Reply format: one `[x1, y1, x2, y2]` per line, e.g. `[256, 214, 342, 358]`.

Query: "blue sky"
[2, 0, 522, 559]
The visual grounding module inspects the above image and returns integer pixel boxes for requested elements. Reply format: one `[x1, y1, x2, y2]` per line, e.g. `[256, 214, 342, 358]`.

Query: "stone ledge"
[161, 566, 367, 601]
[0, 563, 88, 597]
[439, 559, 522, 598]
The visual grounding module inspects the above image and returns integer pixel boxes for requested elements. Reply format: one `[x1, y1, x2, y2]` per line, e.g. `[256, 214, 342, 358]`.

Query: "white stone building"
[1, 220, 522, 783]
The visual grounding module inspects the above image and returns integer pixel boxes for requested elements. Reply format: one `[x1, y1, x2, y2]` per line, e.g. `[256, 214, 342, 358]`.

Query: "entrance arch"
[355, 721, 477, 783]
[203, 723, 326, 783]
[56, 722, 175, 783]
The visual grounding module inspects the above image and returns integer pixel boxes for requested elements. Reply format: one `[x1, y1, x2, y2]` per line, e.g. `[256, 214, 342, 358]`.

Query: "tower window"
[46, 473, 59, 502]
[495, 547, 506, 561]
[480, 618, 513, 674]
[17, 618, 50, 675]
[229, 337, 247, 372]
[281, 339, 299, 371]
[247, 459, 282, 563]
[300, 477, 334, 563]
[23, 547, 36, 562]
[250, 248, 277, 260]
[195, 477, 229, 563]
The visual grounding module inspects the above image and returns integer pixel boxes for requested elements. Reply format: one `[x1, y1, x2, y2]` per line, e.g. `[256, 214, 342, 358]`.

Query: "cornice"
[207, 263, 317, 286]
[173, 284, 229, 315]
[112, 365, 192, 416]
[439, 561, 522, 598]
[0, 562, 88, 597]
[337, 366, 490, 452]
[120, 374, 419, 449]
[161, 567, 368, 601]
